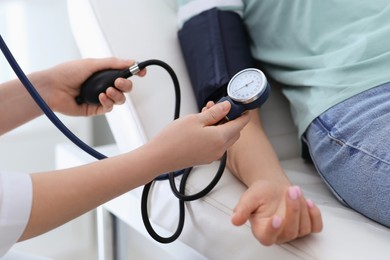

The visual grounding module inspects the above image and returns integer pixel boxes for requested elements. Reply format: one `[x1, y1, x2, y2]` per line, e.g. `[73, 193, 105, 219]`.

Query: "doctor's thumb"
[200, 101, 231, 126]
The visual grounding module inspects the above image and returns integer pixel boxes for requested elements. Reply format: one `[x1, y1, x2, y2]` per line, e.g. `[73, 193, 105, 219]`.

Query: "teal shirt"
[177, 1, 390, 136]
[243, 0, 390, 136]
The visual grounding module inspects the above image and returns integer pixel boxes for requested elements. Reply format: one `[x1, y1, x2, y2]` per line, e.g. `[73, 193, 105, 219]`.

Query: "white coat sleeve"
[0, 171, 33, 257]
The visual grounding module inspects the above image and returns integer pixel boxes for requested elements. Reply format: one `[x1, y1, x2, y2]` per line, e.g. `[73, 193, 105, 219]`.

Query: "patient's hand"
[231, 180, 323, 246]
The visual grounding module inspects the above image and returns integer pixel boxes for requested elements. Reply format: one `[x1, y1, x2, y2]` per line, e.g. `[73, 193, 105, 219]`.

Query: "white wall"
[0, 0, 92, 172]
[1, 0, 97, 259]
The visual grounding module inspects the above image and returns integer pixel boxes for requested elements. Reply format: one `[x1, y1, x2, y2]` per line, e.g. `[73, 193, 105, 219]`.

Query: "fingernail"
[306, 199, 314, 208]
[109, 87, 117, 97]
[220, 101, 229, 111]
[288, 186, 301, 200]
[116, 78, 125, 87]
[272, 216, 282, 229]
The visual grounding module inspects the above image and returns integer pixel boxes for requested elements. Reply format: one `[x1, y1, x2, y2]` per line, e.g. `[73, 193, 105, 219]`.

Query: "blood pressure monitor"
[0, 31, 269, 244]
[218, 68, 270, 120]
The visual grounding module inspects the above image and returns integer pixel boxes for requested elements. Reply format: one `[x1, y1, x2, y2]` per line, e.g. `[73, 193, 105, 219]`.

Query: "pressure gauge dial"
[219, 68, 270, 120]
[228, 68, 268, 103]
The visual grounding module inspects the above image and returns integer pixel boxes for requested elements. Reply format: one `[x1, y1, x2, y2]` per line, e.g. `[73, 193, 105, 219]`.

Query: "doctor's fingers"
[114, 77, 133, 93]
[201, 101, 216, 112]
[99, 78, 133, 107]
[218, 112, 250, 141]
[199, 101, 231, 125]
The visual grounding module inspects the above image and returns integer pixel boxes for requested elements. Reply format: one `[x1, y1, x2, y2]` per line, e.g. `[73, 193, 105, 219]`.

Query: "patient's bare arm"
[227, 110, 323, 245]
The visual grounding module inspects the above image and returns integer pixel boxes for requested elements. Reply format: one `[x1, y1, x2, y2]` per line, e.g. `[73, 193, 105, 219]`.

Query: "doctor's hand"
[231, 180, 323, 246]
[147, 101, 250, 172]
[37, 57, 145, 116]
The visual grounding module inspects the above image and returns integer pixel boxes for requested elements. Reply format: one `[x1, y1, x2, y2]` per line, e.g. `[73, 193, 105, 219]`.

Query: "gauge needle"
[233, 80, 254, 93]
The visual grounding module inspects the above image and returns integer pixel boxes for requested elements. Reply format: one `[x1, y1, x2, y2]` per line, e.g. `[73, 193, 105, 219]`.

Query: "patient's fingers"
[251, 216, 283, 246]
[297, 196, 312, 237]
[232, 199, 255, 226]
[307, 199, 323, 233]
[275, 186, 301, 244]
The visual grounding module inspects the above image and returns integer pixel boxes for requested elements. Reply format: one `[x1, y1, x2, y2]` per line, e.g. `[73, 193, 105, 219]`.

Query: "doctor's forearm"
[17, 101, 248, 241]
[19, 142, 169, 241]
[0, 73, 45, 134]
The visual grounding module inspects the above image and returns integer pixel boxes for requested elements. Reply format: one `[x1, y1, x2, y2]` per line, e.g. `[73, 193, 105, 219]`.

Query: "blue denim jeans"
[304, 82, 390, 227]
